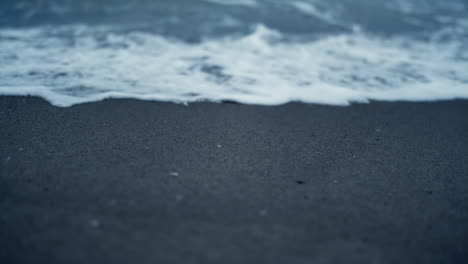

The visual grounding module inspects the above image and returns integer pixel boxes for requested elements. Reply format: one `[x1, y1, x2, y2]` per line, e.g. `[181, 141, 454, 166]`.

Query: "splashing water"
[0, 0, 467, 106]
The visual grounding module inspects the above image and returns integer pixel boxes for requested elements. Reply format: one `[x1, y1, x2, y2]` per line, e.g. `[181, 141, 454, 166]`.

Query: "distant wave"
[202, 0, 257, 7]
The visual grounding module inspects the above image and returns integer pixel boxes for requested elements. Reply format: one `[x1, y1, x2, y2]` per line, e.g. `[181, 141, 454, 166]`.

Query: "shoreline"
[1, 95, 467, 263]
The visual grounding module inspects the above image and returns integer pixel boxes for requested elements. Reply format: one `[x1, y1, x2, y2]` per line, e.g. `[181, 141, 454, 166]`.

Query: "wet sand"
[1, 96, 467, 263]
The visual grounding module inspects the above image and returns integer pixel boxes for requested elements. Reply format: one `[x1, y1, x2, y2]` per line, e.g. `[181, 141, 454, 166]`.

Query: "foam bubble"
[0, 22, 467, 107]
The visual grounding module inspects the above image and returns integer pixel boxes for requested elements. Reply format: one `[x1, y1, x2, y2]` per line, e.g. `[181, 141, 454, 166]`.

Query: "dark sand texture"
[1, 96, 467, 264]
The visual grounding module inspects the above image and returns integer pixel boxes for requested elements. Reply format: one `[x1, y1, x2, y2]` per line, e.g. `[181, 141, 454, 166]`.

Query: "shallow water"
[0, 0, 467, 106]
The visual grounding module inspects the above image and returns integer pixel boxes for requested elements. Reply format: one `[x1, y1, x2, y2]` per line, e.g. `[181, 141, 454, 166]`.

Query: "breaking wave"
[0, 0, 467, 106]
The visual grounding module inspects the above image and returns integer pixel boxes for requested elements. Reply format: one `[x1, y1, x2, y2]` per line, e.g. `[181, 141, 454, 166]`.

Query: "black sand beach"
[1, 96, 467, 264]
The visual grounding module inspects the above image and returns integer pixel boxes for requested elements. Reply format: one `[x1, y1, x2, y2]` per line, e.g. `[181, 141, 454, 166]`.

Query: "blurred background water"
[0, 0, 467, 106]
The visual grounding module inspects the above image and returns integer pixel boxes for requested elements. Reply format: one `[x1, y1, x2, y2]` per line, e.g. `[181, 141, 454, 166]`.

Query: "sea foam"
[0, 0, 467, 107]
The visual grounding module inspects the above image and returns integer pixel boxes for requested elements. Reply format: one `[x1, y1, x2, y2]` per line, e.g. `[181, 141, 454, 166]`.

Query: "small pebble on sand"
[89, 219, 100, 228]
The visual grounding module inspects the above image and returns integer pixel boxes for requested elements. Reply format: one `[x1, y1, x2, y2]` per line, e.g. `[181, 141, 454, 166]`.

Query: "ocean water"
[0, 0, 467, 107]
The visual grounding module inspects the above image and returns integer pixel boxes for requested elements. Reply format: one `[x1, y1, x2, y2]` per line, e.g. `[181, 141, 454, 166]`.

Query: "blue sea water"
[0, 0, 467, 106]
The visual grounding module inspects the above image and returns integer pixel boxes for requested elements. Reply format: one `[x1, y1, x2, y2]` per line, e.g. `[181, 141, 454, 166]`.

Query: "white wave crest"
[0, 24, 467, 107]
